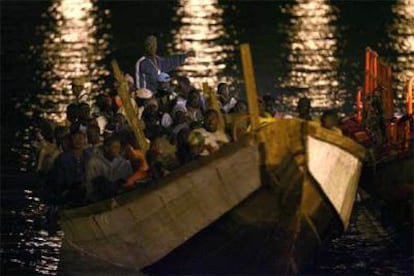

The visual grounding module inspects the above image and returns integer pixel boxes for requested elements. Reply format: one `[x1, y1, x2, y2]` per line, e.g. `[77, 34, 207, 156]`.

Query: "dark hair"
[176, 76, 191, 87]
[217, 83, 227, 94]
[204, 109, 219, 118]
[103, 134, 121, 148]
[321, 109, 338, 121]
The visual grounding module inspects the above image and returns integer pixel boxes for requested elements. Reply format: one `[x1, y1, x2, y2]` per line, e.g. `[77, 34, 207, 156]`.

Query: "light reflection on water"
[169, 0, 238, 89]
[5, 1, 414, 275]
[30, 0, 111, 124]
[278, 0, 342, 115]
[280, 0, 344, 113]
[388, 0, 414, 107]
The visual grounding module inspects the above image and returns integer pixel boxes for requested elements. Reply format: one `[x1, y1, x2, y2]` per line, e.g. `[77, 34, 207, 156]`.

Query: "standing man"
[135, 35, 195, 93]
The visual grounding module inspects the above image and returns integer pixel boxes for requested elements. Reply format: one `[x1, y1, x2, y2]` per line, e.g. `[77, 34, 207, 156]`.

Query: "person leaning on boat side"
[85, 135, 133, 202]
[320, 109, 342, 135]
[297, 97, 312, 121]
[46, 130, 90, 206]
[135, 35, 195, 93]
[188, 109, 230, 156]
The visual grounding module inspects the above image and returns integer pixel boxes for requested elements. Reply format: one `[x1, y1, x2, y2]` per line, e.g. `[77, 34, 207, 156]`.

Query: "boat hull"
[59, 119, 365, 274]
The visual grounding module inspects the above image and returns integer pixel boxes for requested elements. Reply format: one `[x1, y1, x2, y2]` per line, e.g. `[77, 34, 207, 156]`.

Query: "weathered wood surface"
[59, 142, 261, 270]
[111, 60, 149, 152]
[59, 119, 366, 274]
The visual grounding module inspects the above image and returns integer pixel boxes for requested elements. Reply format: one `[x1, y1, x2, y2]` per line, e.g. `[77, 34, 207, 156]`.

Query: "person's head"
[87, 124, 101, 145]
[217, 83, 229, 97]
[187, 90, 200, 109]
[103, 135, 122, 160]
[188, 131, 205, 156]
[176, 76, 192, 96]
[157, 72, 171, 91]
[36, 120, 54, 143]
[54, 126, 69, 148]
[114, 113, 128, 130]
[263, 95, 277, 116]
[321, 109, 339, 130]
[70, 131, 86, 151]
[72, 77, 85, 97]
[204, 109, 219, 132]
[135, 88, 153, 107]
[297, 97, 311, 119]
[144, 35, 157, 56]
[233, 100, 248, 114]
[95, 94, 112, 113]
[174, 110, 188, 125]
[66, 103, 79, 124]
[78, 102, 91, 121]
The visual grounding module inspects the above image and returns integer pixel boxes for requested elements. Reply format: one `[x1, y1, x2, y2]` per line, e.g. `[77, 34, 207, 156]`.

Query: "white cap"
[135, 88, 153, 99]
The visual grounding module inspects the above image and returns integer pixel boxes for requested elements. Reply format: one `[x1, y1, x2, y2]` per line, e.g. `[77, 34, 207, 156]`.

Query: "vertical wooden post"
[202, 82, 225, 132]
[407, 77, 413, 116]
[405, 77, 414, 148]
[364, 48, 371, 98]
[384, 65, 393, 120]
[372, 51, 378, 91]
[240, 43, 260, 131]
[111, 60, 149, 152]
[356, 87, 362, 123]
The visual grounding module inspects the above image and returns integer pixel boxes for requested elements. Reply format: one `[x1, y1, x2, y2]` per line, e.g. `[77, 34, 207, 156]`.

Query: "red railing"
[356, 48, 413, 150]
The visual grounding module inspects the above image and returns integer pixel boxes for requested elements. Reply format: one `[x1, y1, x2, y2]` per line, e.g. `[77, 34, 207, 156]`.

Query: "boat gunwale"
[59, 119, 365, 221]
[59, 135, 254, 220]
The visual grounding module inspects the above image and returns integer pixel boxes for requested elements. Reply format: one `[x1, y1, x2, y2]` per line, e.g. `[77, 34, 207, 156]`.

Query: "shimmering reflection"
[278, 0, 341, 115]
[388, 0, 414, 107]
[3, 188, 63, 275]
[32, 0, 111, 124]
[170, 0, 237, 88]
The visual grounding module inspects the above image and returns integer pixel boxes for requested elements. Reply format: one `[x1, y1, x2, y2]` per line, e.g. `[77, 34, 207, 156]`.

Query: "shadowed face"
[204, 112, 218, 132]
[322, 115, 338, 130]
[71, 133, 86, 150]
[104, 141, 121, 160]
[145, 36, 157, 56]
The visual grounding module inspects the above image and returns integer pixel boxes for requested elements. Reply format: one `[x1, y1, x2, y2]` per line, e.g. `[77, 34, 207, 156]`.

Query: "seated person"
[35, 121, 60, 175]
[146, 134, 179, 179]
[320, 109, 342, 134]
[176, 128, 194, 165]
[186, 90, 204, 124]
[47, 130, 89, 206]
[86, 135, 132, 201]
[189, 109, 229, 156]
[85, 124, 102, 156]
[217, 82, 237, 113]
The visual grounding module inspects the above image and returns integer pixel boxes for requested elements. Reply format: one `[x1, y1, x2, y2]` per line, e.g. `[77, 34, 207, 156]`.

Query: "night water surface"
[1, 0, 413, 274]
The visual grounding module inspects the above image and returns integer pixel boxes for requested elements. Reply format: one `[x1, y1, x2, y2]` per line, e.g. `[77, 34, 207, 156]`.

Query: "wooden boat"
[340, 48, 413, 220]
[58, 44, 366, 274]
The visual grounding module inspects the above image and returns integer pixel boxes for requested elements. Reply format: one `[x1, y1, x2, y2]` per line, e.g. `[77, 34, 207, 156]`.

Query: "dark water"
[1, 0, 413, 275]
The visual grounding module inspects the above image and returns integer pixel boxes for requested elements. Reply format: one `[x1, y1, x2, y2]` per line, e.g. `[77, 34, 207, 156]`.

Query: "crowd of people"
[34, 35, 341, 208]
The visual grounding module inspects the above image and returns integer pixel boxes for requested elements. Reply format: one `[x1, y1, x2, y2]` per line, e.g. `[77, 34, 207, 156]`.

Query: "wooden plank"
[61, 144, 261, 269]
[240, 44, 260, 131]
[111, 60, 149, 152]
